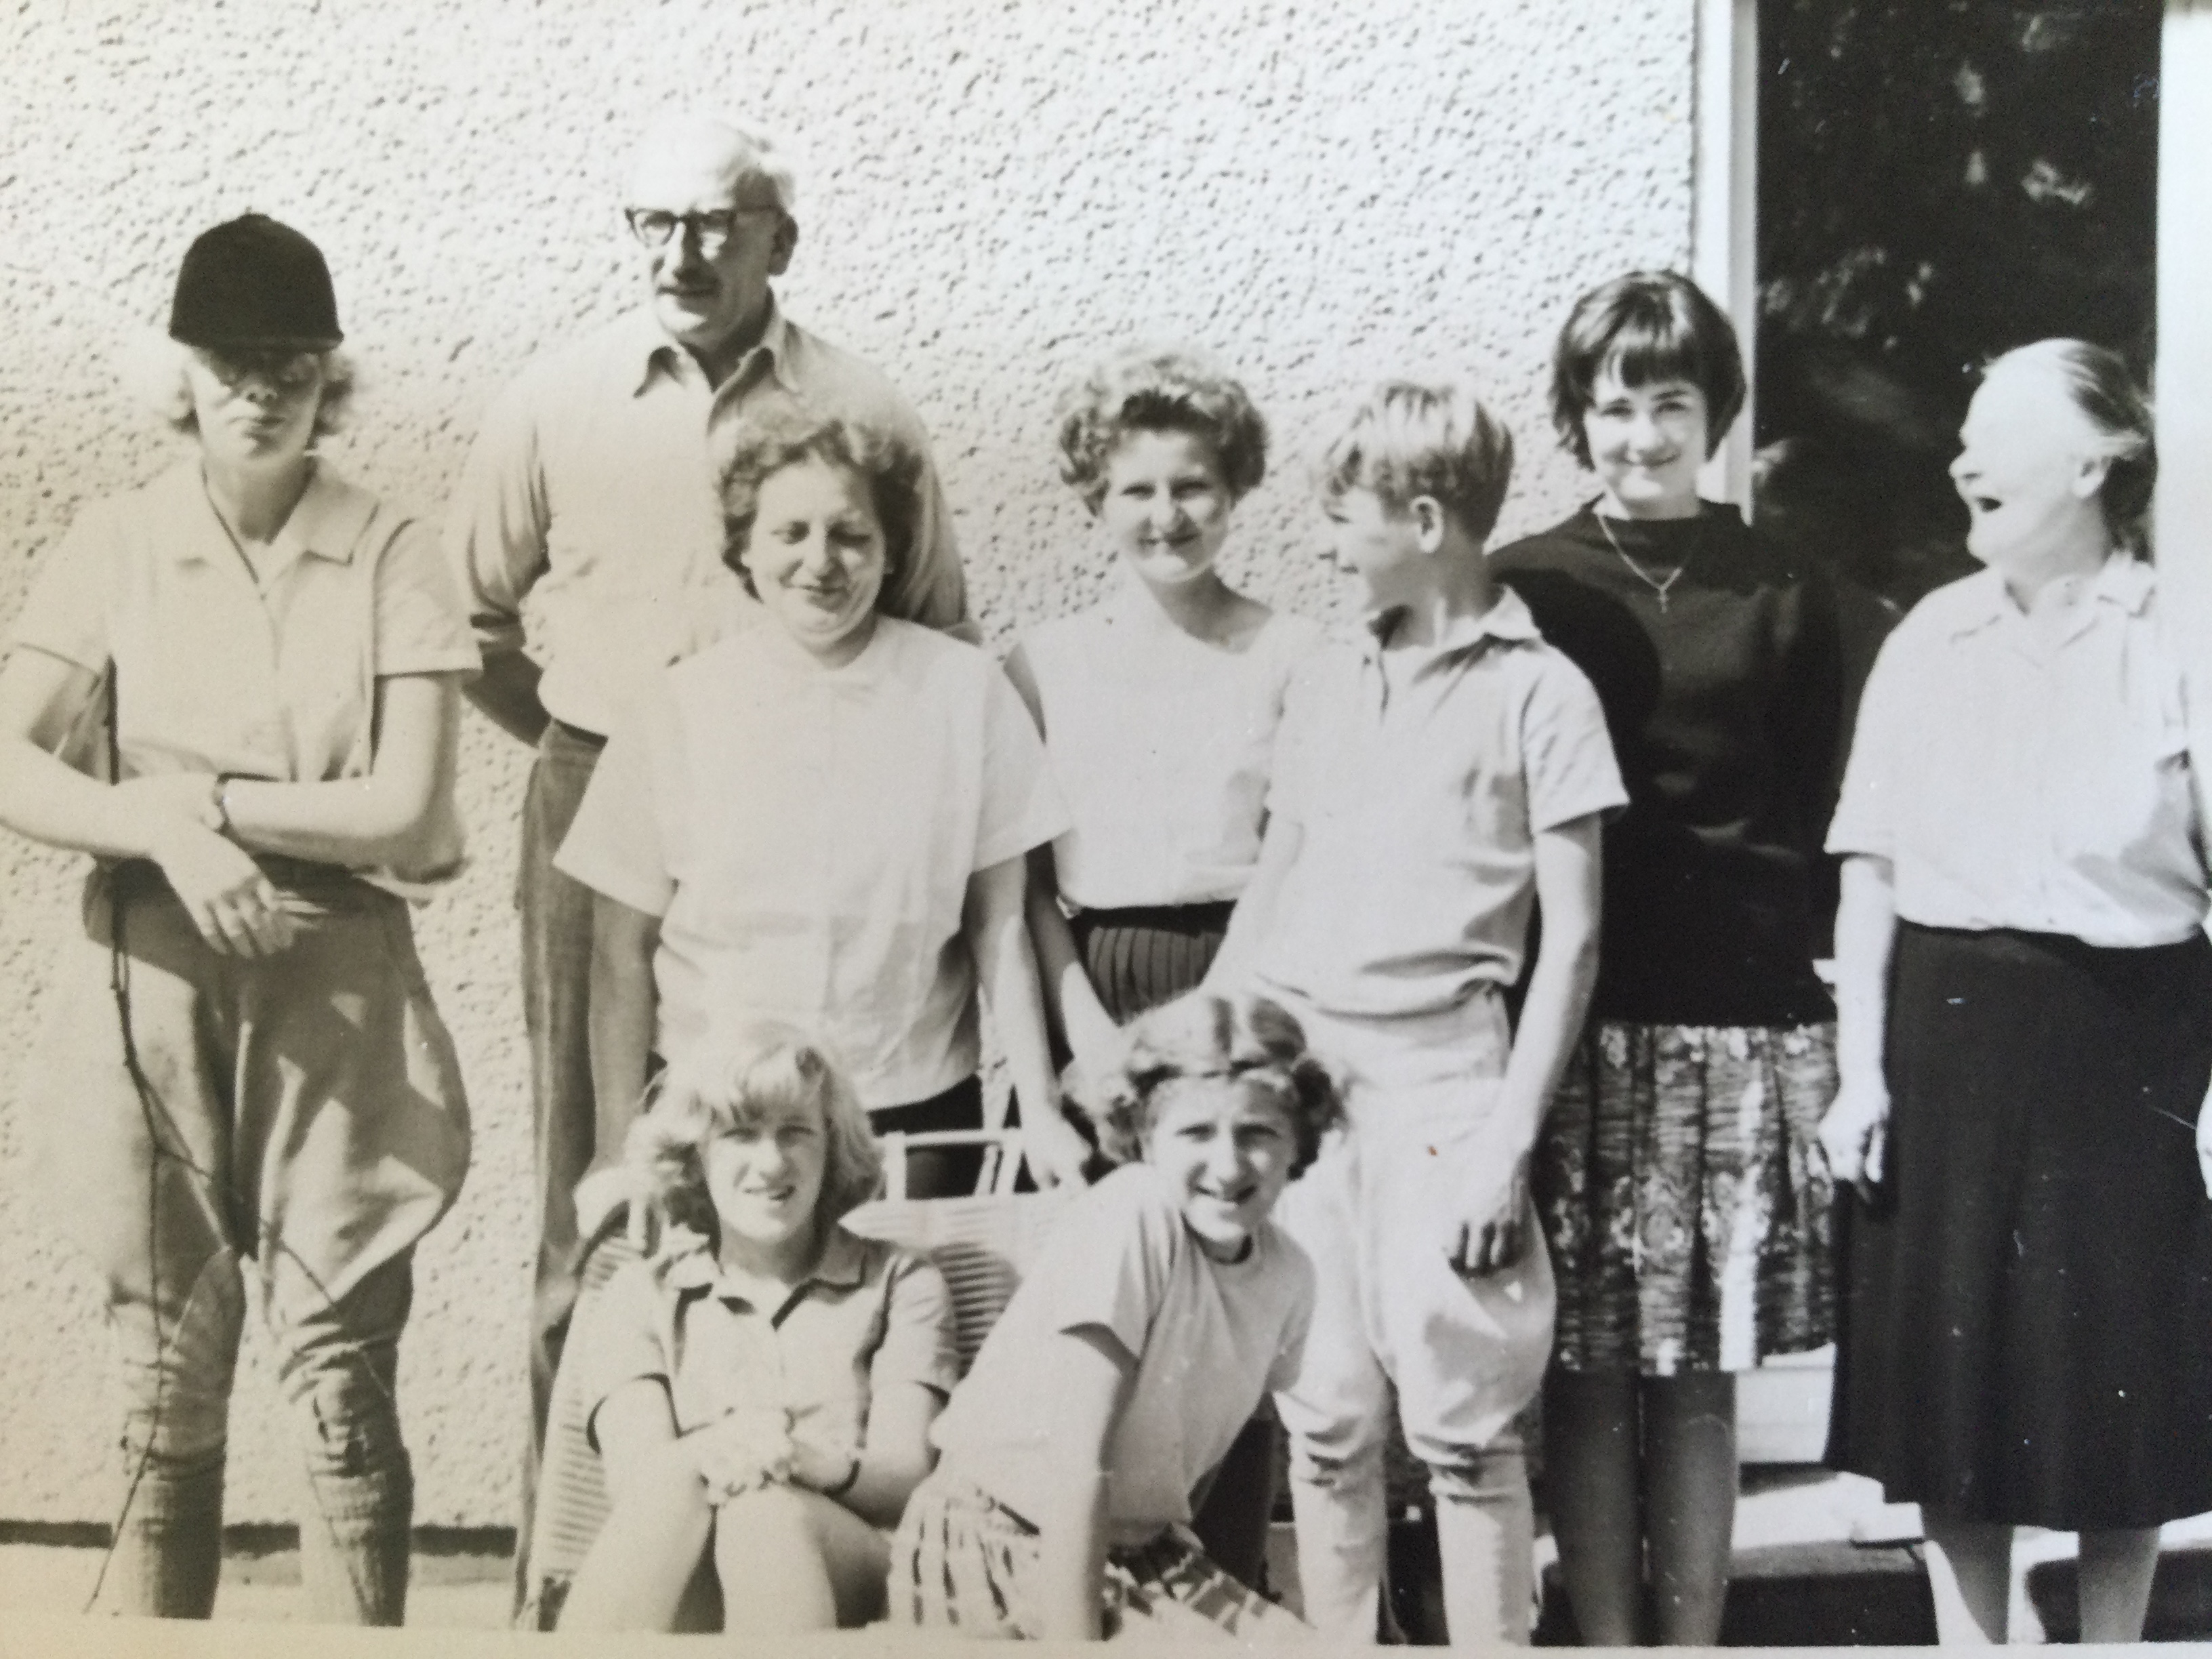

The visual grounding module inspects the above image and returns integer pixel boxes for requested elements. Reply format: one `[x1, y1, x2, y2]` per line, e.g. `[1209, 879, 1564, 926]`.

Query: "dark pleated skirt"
[1069, 901, 1235, 1023]
[1826, 922, 2212, 1529]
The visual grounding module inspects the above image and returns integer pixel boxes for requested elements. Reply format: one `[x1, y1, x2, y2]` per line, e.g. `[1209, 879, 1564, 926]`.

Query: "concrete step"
[13, 1476, 2212, 1643]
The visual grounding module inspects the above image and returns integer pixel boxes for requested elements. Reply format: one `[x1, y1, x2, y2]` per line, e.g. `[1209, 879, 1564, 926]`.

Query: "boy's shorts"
[1261, 987, 1556, 1477]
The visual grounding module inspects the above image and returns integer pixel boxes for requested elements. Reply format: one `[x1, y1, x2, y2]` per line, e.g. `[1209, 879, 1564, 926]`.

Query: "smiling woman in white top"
[557, 409, 1069, 1202]
[1818, 340, 2212, 1646]
[1001, 346, 1322, 1591]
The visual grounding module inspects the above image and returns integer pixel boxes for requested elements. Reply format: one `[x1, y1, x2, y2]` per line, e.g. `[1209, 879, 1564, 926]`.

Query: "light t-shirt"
[1019, 579, 1324, 909]
[929, 1162, 1313, 1542]
[7, 459, 478, 785]
[555, 615, 1069, 1107]
[1826, 557, 2207, 944]
[1256, 589, 1627, 1019]
[571, 1225, 958, 1460]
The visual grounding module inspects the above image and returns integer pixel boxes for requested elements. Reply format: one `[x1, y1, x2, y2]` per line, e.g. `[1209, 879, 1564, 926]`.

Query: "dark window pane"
[1754, 1, 2160, 611]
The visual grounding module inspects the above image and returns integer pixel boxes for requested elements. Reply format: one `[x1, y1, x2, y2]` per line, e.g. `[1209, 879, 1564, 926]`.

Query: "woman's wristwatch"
[213, 774, 242, 838]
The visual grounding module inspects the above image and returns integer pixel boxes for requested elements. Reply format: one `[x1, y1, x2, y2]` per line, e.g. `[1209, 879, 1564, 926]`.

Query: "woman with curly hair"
[891, 991, 1338, 1643]
[558, 1023, 958, 1633]
[1004, 347, 1322, 1582]
[556, 407, 1070, 1200]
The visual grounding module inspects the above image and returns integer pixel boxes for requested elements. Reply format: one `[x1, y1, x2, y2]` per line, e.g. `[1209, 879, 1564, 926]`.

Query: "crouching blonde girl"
[890, 991, 1338, 1641]
[557, 1024, 958, 1634]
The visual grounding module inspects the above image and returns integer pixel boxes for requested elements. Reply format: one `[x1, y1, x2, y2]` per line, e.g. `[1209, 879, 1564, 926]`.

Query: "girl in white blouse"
[1818, 340, 2212, 1645]
[1003, 346, 1322, 1590]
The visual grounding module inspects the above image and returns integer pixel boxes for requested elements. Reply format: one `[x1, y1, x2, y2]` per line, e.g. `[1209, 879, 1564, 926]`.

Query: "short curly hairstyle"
[1317, 379, 1517, 544]
[1076, 991, 1342, 1180]
[1549, 270, 1744, 470]
[715, 408, 924, 602]
[1054, 346, 1269, 513]
[622, 1022, 884, 1246]
[123, 329, 357, 441]
[1980, 338, 2157, 560]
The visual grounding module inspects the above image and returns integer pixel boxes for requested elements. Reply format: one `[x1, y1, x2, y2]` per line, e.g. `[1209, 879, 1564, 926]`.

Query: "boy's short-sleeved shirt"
[6, 460, 478, 783]
[555, 615, 1069, 1107]
[1257, 590, 1625, 1019]
[929, 1163, 1313, 1542]
[573, 1225, 958, 1458]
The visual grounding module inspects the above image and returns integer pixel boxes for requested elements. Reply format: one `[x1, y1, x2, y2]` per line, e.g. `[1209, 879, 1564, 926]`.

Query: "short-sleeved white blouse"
[1018, 577, 1323, 910]
[7, 460, 479, 785]
[1826, 557, 2206, 945]
[555, 615, 1069, 1107]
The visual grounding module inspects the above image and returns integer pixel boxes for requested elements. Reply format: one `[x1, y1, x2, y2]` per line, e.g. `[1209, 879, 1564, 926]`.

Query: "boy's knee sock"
[110, 1457, 226, 1619]
[300, 1454, 412, 1626]
[1286, 1460, 1387, 1640]
[1432, 1450, 1536, 1646]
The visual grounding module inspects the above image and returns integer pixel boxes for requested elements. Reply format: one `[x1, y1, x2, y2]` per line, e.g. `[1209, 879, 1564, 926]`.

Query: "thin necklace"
[1595, 510, 1694, 613]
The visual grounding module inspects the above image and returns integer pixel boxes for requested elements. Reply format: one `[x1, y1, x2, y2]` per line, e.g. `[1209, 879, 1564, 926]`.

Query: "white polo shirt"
[556, 615, 1069, 1108]
[1255, 590, 1626, 1020]
[7, 459, 478, 785]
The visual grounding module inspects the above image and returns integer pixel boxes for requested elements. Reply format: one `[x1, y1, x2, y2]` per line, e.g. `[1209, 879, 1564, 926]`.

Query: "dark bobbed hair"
[622, 1021, 884, 1244]
[1550, 270, 1745, 468]
[1981, 338, 2157, 560]
[1076, 991, 1343, 1180]
[715, 408, 924, 600]
[1054, 345, 1269, 512]
[1316, 380, 1516, 544]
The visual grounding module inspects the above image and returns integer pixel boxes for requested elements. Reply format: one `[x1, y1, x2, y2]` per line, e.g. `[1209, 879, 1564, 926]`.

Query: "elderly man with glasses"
[445, 112, 968, 1605]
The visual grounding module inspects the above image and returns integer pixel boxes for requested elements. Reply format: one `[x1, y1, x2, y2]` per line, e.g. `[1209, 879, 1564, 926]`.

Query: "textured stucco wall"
[0, 0, 1698, 1528]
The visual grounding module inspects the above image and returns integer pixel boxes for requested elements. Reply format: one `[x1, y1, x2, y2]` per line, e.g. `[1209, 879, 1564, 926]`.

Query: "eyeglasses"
[624, 206, 781, 255]
[190, 347, 323, 392]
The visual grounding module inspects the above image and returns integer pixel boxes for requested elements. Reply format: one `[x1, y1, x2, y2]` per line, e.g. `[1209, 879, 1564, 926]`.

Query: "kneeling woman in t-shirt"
[557, 410, 1070, 1197]
[892, 991, 1338, 1643]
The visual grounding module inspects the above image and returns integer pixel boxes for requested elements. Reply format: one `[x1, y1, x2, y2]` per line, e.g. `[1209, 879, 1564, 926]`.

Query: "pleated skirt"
[1069, 901, 1235, 1024]
[1826, 923, 2212, 1529]
[1535, 1021, 1838, 1374]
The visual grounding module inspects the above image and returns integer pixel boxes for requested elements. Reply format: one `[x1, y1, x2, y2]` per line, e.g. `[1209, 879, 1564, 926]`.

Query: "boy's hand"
[1446, 1153, 1532, 1276]
[1023, 1113, 1094, 1189]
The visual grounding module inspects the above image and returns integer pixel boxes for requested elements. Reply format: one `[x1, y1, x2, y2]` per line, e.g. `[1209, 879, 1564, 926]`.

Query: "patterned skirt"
[1534, 1021, 1838, 1374]
[890, 1469, 1313, 1641]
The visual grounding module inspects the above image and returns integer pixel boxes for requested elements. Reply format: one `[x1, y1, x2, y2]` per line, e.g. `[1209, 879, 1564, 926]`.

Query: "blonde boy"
[1209, 381, 1624, 1644]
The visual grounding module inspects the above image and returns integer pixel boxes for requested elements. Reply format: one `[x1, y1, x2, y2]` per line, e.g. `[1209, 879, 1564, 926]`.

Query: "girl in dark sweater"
[1492, 270, 1843, 1646]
